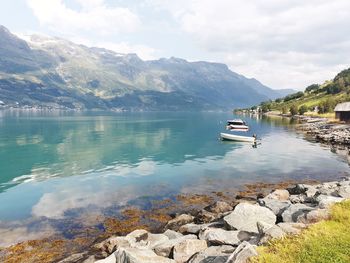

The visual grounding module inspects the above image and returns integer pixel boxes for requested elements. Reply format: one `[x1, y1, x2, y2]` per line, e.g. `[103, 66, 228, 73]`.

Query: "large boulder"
[173, 239, 208, 263]
[225, 241, 258, 263]
[316, 182, 339, 196]
[125, 229, 169, 249]
[95, 253, 117, 263]
[179, 223, 209, 235]
[223, 203, 276, 234]
[258, 198, 291, 216]
[258, 225, 285, 245]
[188, 245, 235, 263]
[114, 247, 175, 263]
[165, 214, 195, 231]
[315, 195, 344, 209]
[281, 204, 315, 222]
[163, 229, 183, 240]
[153, 234, 197, 258]
[198, 228, 241, 246]
[337, 185, 350, 198]
[265, 189, 290, 201]
[304, 209, 330, 223]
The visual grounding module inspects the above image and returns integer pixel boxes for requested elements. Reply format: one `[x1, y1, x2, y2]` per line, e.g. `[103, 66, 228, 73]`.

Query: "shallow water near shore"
[0, 111, 349, 247]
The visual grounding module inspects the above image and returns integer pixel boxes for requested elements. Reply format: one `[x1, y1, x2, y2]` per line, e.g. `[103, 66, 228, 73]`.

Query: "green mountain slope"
[0, 25, 289, 110]
[255, 68, 350, 115]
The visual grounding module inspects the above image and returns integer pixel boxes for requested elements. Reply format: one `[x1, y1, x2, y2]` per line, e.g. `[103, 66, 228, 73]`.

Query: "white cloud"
[147, 0, 350, 89]
[27, 0, 140, 35]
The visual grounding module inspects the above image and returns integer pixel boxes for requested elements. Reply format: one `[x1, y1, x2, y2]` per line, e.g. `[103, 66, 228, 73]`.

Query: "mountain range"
[0, 25, 293, 111]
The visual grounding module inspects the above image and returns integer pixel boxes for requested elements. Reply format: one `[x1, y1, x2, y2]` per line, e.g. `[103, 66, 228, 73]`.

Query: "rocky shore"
[56, 178, 350, 263]
[294, 116, 350, 145]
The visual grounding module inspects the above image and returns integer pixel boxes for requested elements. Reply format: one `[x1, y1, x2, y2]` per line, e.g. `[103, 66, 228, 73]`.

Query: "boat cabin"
[334, 102, 350, 122]
[227, 119, 247, 126]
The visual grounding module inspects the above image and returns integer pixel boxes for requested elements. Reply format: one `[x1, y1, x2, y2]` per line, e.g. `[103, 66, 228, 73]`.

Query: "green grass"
[251, 200, 350, 263]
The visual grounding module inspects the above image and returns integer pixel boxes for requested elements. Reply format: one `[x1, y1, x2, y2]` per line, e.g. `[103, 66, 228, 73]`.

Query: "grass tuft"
[251, 200, 350, 263]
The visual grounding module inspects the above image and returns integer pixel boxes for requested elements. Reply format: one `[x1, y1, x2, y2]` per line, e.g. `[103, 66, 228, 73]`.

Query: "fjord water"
[0, 111, 349, 246]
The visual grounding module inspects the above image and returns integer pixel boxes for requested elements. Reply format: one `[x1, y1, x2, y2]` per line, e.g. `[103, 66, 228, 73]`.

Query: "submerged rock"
[223, 203, 276, 233]
[205, 201, 234, 214]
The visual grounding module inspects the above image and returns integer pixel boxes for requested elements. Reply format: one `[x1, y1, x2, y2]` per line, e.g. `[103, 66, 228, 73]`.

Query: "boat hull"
[220, 132, 256, 142]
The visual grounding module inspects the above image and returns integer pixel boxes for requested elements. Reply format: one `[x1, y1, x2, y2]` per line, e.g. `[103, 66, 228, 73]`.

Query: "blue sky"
[1, 0, 350, 90]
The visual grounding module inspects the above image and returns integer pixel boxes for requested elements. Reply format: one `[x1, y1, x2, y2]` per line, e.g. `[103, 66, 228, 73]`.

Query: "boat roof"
[227, 119, 244, 123]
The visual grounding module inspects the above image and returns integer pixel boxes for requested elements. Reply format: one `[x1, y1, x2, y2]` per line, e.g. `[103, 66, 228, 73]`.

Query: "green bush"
[290, 104, 298, 115]
[298, 105, 308, 115]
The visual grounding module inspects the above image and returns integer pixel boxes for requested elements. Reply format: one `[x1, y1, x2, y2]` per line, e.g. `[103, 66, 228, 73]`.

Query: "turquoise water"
[0, 111, 349, 246]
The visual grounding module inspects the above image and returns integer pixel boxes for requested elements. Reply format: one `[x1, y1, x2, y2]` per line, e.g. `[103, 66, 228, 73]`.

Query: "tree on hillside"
[290, 104, 298, 116]
[284, 91, 304, 102]
[298, 105, 308, 115]
[318, 98, 336, 113]
[305, 84, 319, 93]
[281, 106, 288, 114]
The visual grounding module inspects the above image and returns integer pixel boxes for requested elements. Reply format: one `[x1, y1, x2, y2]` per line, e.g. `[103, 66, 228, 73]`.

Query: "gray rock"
[179, 223, 208, 235]
[256, 221, 274, 236]
[316, 182, 339, 196]
[205, 201, 233, 214]
[277, 222, 307, 234]
[259, 225, 285, 244]
[315, 195, 344, 209]
[265, 189, 290, 201]
[188, 245, 235, 263]
[179, 222, 223, 234]
[288, 184, 309, 195]
[281, 204, 315, 222]
[199, 228, 241, 246]
[82, 255, 96, 263]
[258, 198, 291, 216]
[305, 186, 318, 198]
[223, 203, 276, 233]
[57, 252, 87, 263]
[337, 185, 350, 198]
[163, 229, 183, 240]
[165, 214, 195, 231]
[173, 239, 208, 263]
[304, 209, 330, 223]
[114, 247, 175, 263]
[225, 241, 258, 263]
[153, 234, 197, 258]
[289, 194, 307, 204]
[94, 236, 131, 255]
[95, 253, 116, 263]
[196, 209, 220, 224]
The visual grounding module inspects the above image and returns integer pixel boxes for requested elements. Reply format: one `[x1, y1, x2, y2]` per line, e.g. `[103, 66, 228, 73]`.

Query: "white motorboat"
[226, 119, 249, 130]
[220, 132, 256, 142]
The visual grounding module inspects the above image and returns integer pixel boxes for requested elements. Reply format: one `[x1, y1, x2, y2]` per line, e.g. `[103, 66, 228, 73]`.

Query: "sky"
[1, 0, 350, 90]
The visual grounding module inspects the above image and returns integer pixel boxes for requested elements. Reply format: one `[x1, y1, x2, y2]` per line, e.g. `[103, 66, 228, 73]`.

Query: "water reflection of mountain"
[1, 111, 265, 190]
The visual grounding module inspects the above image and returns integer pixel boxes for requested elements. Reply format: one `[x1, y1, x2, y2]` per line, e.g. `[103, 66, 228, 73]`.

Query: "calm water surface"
[0, 111, 349, 246]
